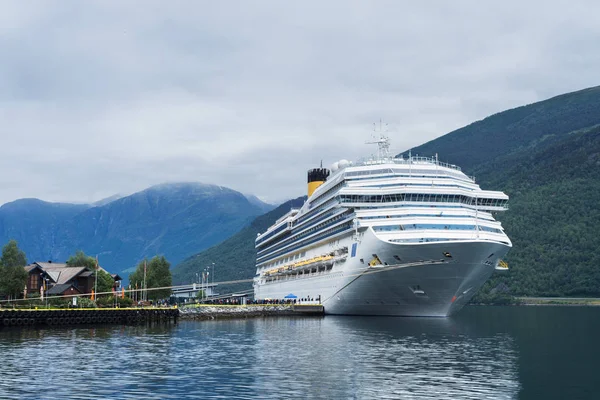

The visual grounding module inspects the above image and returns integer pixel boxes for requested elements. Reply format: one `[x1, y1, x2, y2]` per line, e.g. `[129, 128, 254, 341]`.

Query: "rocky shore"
[178, 304, 301, 320]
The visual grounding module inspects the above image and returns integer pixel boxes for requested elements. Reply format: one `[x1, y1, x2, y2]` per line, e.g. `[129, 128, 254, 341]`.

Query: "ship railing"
[390, 156, 462, 171]
[262, 254, 341, 277]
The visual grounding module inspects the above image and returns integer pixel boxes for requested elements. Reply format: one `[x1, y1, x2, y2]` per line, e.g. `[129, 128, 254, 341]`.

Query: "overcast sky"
[1, 1, 599, 205]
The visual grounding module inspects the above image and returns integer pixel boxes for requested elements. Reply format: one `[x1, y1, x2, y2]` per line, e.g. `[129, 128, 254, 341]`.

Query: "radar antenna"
[366, 119, 391, 161]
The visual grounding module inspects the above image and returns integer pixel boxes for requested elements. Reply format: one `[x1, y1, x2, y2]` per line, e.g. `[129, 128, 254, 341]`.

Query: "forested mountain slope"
[408, 85, 600, 298]
[171, 197, 306, 293]
[477, 127, 600, 298]
[409, 86, 600, 179]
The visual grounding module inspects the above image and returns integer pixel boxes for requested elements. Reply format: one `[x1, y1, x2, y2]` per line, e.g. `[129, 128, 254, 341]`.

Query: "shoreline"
[178, 304, 324, 320]
[472, 297, 600, 307]
[515, 297, 600, 306]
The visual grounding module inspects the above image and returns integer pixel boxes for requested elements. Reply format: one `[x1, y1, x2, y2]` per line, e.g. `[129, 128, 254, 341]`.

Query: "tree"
[66, 250, 96, 269]
[66, 250, 114, 294]
[0, 240, 27, 268]
[129, 256, 172, 300]
[0, 240, 28, 299]
[96, 269, 116, 294]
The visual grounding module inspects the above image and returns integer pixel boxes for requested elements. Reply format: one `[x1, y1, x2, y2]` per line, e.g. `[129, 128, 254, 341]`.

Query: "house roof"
[40, 266, 89, 284]
[35, 262, 68, 269]
[25, 261, 119, 283]
[24, 264, 44, 273]
[46, 283, 82, 295]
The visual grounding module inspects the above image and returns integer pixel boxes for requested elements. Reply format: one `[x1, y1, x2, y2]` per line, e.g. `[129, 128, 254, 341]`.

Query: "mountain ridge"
[406, 85, 600, 178]
[0, 182, 272, 278]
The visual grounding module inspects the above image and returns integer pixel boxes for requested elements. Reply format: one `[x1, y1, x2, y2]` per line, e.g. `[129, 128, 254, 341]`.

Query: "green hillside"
[409, 85, 600, 299]
[409, 86, 600, 179]
[476, 127, 600, 299]
[171, 197, 306, 294]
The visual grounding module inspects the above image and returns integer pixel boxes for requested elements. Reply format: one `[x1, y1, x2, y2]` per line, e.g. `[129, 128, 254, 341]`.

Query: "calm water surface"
[1, 306, 599, 399]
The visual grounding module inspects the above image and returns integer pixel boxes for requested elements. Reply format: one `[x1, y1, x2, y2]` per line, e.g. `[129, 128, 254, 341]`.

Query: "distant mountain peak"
[143, 182, 238, 195]
[0, 197, 90, 211]
[92, 194, 122, 207]
[244, 194, 276, 213]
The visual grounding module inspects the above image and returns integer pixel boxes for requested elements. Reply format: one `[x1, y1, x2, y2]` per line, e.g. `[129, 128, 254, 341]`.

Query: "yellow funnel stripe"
[308, 181, 324, 197]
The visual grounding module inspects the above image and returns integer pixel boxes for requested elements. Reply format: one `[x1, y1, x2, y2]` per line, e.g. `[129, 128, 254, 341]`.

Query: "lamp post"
[40, 273, 44, 307]
[211, 262, 215, 292]
[203, 268, 208, 301]
[94, 255, 99, 303]
[45, 278, 49, 308]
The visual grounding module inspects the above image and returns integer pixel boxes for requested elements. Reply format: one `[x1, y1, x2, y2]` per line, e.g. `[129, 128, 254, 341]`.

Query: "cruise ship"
[253, 133, 511, 316]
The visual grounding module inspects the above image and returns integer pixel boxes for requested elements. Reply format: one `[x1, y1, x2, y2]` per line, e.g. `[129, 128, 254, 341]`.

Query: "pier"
[0, 307, 178, 327]
[0, 304, 324, 327]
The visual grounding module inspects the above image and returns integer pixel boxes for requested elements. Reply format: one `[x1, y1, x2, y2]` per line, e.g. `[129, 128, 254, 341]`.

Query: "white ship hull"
[254, 147, 512, 317]
[254, 229, 510, 317]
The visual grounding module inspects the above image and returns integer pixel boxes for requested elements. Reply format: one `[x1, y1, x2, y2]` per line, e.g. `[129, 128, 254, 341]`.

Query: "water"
[0, 306, 599, 399]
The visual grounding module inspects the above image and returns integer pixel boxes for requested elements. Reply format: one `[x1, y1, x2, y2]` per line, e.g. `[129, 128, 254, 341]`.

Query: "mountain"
[0, 199, 90, 261]
[406, 85, 600, 299]
[0, 183, 267, 278]
[92, 194, 123, 207]
[171, 196, 306, 293]
[243, 194, 275, 214]
[407, 86, 600, 182]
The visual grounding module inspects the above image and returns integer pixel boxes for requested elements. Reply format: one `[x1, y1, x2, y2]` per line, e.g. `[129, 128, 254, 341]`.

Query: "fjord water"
[0, 307, 598, 399]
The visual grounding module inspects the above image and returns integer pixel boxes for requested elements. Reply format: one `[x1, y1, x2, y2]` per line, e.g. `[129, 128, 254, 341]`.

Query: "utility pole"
[143, 259, 147, 302]
[94, 255, 99, 302]
[204, 268, 208, 301]
[211, 262, 215, 293]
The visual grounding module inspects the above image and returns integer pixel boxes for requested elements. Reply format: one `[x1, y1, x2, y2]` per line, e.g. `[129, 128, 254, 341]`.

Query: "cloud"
[1, 0, 600, 205]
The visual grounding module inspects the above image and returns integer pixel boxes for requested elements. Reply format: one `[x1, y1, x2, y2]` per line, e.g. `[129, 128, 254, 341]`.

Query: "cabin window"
[30, 274, 40, 289]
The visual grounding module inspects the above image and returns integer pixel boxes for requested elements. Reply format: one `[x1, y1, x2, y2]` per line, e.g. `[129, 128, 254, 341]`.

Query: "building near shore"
[171, 283, 217, 302]
[46, 283, 82, 297]
[24, 261, 121, 296]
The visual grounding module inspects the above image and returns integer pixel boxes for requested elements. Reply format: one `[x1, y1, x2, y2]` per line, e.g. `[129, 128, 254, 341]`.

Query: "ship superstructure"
[253, 133, 511, 316]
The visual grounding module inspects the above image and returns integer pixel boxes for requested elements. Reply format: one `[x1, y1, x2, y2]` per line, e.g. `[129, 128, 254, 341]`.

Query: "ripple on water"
[0, 315, 520, 399]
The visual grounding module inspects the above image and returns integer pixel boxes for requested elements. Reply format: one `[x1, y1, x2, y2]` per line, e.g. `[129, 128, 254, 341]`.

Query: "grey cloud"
[1, 0, 600, 205]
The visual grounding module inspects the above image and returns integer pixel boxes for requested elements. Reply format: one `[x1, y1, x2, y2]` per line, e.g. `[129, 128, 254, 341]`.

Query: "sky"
[1, 1, 600, 206]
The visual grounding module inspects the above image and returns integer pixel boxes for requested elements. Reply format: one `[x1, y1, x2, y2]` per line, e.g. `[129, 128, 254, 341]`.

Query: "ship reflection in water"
[252, 316, 519, 399]
[1, 306, 599, 399]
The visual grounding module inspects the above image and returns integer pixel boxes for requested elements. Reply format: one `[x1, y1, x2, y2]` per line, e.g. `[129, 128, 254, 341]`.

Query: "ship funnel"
[307, 167, 330, 197]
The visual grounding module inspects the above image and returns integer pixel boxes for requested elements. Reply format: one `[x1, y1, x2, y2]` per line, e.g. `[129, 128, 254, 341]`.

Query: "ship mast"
[366, 119, 391, 162]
